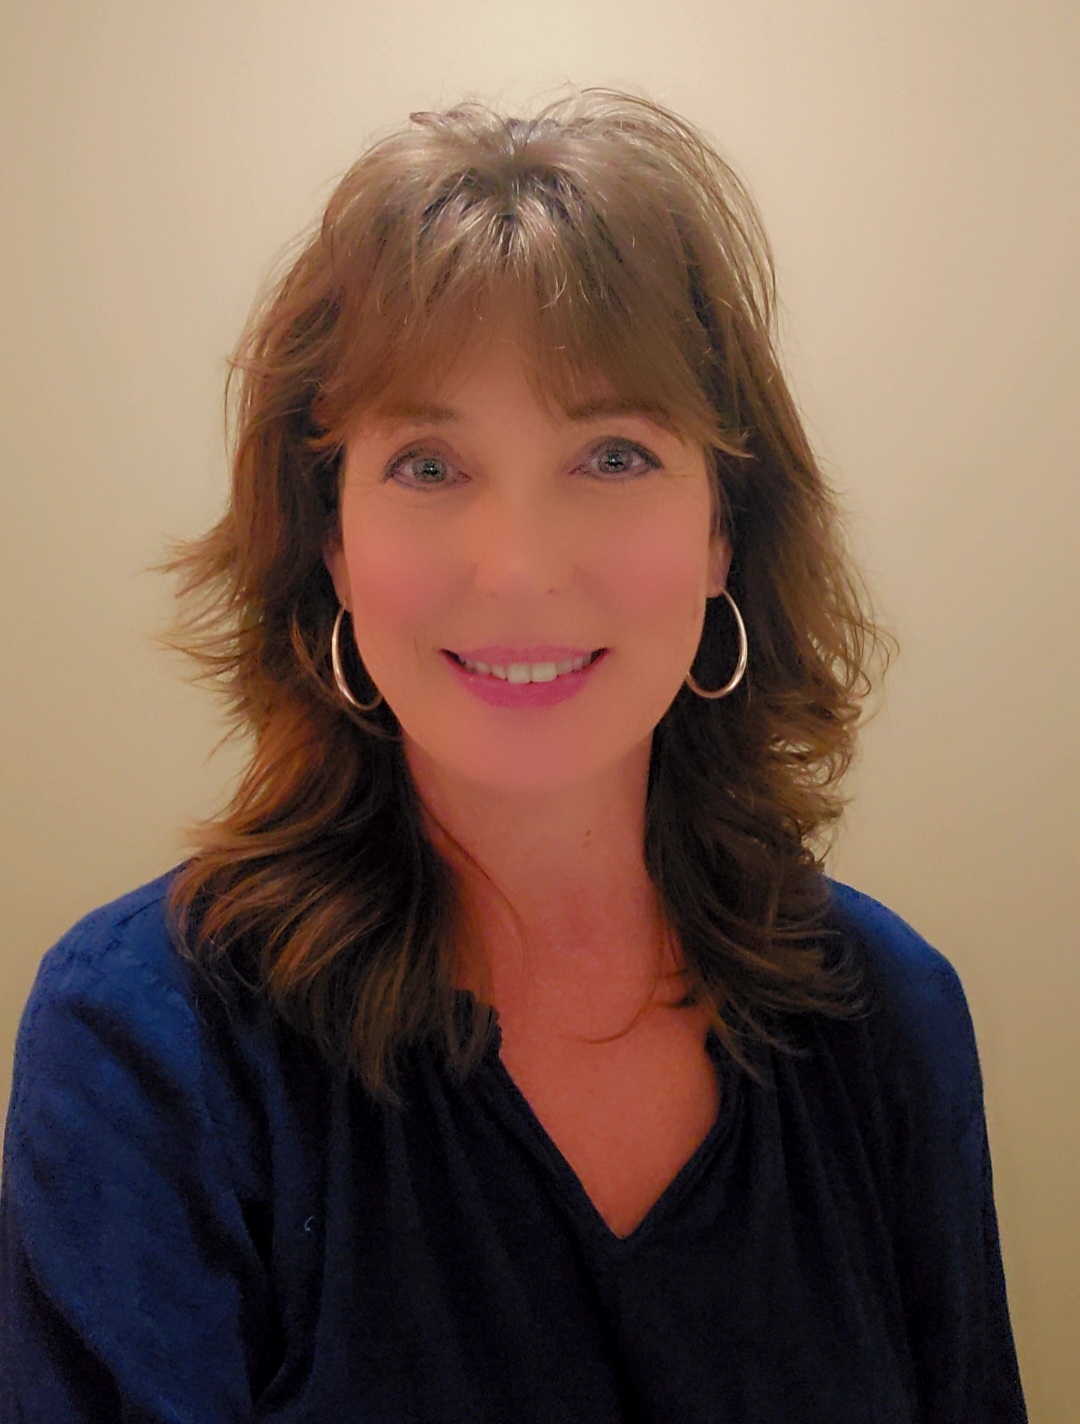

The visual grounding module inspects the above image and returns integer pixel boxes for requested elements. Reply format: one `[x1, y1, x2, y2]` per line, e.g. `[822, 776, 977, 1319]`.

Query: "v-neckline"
[477, 1019, 736, 1249]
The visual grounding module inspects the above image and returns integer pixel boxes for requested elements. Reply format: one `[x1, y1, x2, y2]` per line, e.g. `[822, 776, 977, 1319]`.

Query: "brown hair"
[163, 87, 892, 1103]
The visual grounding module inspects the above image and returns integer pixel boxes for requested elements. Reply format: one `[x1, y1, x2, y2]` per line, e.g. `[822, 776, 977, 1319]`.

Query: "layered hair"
[165, 87, 891, 1103]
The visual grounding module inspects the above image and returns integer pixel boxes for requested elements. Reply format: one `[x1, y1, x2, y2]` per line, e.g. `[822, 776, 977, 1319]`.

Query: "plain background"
[2, 1, 1076, 1416]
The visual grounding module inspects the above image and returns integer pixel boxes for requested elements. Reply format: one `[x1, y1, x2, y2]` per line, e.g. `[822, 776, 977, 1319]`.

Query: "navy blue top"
[1, 872, 1025, 1423]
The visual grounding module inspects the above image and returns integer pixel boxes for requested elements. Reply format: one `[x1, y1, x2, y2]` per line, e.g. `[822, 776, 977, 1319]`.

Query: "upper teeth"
[458, 653, 596, 682]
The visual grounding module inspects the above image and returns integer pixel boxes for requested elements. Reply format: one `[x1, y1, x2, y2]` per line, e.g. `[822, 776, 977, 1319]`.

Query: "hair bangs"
[313, 153, 739, 464]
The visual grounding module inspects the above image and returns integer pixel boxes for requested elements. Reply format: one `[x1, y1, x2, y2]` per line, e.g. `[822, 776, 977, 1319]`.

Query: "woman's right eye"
[385, 449, 458, 489]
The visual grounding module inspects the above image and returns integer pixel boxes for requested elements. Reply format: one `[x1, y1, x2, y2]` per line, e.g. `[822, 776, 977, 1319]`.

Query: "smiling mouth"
[444, 649, 606, 682]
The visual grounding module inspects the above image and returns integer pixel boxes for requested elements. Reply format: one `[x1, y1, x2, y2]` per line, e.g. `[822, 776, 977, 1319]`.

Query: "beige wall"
[2, 1, 1076, 1415]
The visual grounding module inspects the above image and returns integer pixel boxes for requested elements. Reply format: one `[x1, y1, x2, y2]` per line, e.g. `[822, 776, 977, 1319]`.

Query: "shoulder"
[824, 878, 973, 1030]
[14, 867, 279, 1050]
[825, 878, 966, 1005]
[818, 878, 984, 1130]
[4, 868, 280, 1177]
[6, 868, 331, 1183]
[3, 870, 297, 1271]
[21, 868, 192, 1014]
[6, 871, 201, 1133]
[12, 869, 195, 1055]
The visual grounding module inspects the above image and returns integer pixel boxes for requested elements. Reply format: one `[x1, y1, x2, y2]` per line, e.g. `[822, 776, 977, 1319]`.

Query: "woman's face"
[325, 333, 731, 797]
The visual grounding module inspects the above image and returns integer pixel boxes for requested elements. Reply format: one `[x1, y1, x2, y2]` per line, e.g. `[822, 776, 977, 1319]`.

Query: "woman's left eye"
[587, 441, 661, 478]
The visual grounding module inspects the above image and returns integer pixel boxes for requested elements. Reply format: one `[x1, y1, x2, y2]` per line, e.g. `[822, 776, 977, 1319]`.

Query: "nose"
[465, 486, 579, 598]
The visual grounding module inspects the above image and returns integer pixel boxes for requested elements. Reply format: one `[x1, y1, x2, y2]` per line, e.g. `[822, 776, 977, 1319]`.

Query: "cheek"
[594, 513, 708, 625]
[340, 509, 449, 632]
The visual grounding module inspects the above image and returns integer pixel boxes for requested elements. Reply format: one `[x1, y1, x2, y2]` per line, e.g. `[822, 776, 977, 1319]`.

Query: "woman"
[1, 89, 1025, 1421]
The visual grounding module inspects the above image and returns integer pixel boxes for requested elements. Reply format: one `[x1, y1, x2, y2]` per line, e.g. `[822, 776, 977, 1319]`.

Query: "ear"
[706, 530, 733, 599]
[323, 533, 351, 611]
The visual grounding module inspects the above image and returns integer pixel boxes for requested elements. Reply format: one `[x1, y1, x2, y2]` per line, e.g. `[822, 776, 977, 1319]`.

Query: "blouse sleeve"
[857, 896, 1028, 1424]
[0, 899, 274, 1423]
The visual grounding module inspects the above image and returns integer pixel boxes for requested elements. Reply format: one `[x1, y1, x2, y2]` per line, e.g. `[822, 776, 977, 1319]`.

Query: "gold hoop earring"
[685, 588, 748, 699]
[331, 606, 384, 713]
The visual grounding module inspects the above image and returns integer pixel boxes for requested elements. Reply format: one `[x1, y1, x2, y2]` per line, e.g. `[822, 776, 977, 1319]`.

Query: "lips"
[444, 645, 608, 705]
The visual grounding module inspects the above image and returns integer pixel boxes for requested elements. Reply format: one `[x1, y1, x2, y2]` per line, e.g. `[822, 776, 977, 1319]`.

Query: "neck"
[405, 734, 683, 1024]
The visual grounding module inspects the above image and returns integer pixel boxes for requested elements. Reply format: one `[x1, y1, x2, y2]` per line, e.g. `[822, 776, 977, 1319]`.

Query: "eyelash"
[384, 439, 662, 490]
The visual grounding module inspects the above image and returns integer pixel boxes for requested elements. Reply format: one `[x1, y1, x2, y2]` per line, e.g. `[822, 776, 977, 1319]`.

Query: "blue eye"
[589, 441, 660, 478]
[387, 450, 457, 488]
[385, 438, 660, 490]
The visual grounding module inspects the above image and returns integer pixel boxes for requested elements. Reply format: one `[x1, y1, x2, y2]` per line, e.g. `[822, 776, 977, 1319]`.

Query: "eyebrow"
[373, 396, 676, 427]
